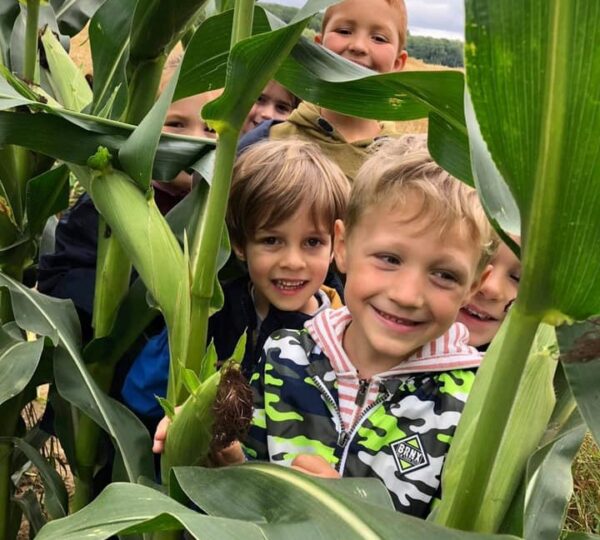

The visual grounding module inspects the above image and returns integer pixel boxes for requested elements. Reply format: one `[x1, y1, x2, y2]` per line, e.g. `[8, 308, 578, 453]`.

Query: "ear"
[393, 50, 408, 72]
[333, 220, 348, 273]
[463, 264, 492, 306]
[314, 33, 323, 45]
[232, 243, 246, 262]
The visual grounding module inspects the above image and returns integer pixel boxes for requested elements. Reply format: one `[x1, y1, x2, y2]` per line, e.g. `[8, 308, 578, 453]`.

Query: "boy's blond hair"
[346, 143, 497, 274]
[228, 140, 350, 248]
[321, 0, 408, 51]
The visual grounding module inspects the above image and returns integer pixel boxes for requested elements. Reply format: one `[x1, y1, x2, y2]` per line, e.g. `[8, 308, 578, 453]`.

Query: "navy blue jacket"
[121, 274, 319, 422]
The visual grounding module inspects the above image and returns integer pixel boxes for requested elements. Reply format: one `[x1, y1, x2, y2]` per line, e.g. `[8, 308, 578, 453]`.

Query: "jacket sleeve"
[241, 340, 272, 461]
[37, 194, 99, 342]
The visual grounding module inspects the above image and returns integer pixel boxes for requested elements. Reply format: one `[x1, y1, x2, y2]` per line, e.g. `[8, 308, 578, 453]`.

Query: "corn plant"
[0, 0, 472, 535]
[0, 0, 598, 538]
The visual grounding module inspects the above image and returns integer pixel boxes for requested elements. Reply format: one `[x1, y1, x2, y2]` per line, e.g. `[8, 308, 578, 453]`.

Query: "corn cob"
[160, 334, 252, 484]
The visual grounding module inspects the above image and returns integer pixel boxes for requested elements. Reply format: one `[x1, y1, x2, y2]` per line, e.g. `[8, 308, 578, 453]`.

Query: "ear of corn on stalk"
[160, 333, 252, 485]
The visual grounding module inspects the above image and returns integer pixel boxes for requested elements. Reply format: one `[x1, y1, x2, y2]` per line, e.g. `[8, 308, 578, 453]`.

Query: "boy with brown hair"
[243, 142, 496, 517]
[126, 139, 350, 424]
[239, 0, 409, 180]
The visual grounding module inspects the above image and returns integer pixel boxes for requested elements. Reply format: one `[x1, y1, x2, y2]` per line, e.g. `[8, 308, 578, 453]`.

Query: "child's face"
[334, 197, 484, 371]
[234, 208, 333, 319]
[161, 91, 219, 192]
[316, 0, 407, 74]
[241, 81, 297, 134]
[457, 241, 521, 347]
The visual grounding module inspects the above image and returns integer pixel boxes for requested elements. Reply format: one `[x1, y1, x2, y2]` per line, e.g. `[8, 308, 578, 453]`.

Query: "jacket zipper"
[311, 376, 349, 451]
[338, 390, 390, 474]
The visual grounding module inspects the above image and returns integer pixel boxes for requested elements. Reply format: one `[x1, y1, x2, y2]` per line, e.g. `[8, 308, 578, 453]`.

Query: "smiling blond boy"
[244, 142, 496, 517]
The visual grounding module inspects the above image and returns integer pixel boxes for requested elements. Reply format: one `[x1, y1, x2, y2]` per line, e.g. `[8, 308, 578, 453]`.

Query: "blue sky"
[269, 0, 464, 40]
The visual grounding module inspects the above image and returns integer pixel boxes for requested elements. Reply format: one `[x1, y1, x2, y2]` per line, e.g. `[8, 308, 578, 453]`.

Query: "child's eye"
[260, 236, 279, 246]
[305, 237, 324, 248]
[372, 34, 389, 44]
[510, 272, 521, 284]
[164, 120, 185, 130]
[275, 103, 293, 115]
[432, 270, 460, 286]
[377, 254, 400, 265]
[334, 27, 352, 36]
[256, 94, 267, 104]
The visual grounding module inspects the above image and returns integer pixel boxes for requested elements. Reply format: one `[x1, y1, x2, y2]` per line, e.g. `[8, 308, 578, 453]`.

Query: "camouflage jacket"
[244, 327, 479, 518]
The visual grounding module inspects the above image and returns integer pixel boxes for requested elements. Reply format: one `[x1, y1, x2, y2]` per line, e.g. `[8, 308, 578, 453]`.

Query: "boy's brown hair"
[321, 0, 408, 51]
[346, 142, 497, 274]
[227, 140, 350, 249]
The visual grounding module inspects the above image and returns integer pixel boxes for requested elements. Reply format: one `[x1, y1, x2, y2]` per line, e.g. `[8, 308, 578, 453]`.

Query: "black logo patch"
[391, 435, 429, 475]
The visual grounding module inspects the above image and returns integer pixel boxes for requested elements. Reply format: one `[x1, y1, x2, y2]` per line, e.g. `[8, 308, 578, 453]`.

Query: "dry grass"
[565, 432, 600, 535]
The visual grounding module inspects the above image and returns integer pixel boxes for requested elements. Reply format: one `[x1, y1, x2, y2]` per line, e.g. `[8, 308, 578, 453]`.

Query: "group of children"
[39, 0, 522, 519]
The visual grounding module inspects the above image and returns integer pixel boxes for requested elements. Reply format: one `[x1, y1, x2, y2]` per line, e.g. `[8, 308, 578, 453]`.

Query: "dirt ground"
[16, 387, 74, 540]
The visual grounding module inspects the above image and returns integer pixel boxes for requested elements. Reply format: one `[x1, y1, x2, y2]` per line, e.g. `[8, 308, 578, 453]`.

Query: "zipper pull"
[355, 378, 369, 407]
[337, 430, 349, 447]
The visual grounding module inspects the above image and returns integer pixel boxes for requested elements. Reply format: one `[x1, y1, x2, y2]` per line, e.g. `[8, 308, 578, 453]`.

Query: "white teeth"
[274, 280, 305, 290]
[464, 306, 493, 321]
[377, 309, 418, 326]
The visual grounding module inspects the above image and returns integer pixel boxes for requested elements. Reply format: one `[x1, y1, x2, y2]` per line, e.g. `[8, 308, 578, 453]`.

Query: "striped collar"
[304, 307, 482, 377]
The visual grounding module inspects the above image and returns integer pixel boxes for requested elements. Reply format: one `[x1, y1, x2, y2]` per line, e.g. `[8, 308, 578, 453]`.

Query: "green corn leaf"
[0, 436, 68, 518]
[465, 0, 600, 321]
[50, 0, 105, 36]
[0, 1, 20, 67]
[0, 325, 44, 405]
[118, 57, 182, 190]
[230, 330, 246, 364]
[558, 319, 600, 445]
[36, 482, 264, 540]
[13, 490, 46, 535]
[174, 7, 471, 183]
[157, 396, 175, 420]
[170, 464, 520, 539]
[25, 163, 69, 236]
[522, 410, 586, 540]
[465, 90, 520, 235]
[181, 368, 202, 396]
[128, 0, 210, 69]
[198, 340, 218, 383]
[0, 273, 154, 484]
[39, 26, 92, 111]
[88, 0, 136, 119]
[0, 108, 215, 182]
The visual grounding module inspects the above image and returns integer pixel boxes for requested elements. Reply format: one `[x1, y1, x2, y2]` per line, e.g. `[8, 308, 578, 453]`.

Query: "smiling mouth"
[461, 305, 498, 322]
[373, 306, 422, 326]
[272, 279, 308, 291]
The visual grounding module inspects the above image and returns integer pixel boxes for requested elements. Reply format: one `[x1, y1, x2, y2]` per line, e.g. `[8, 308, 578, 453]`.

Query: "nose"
[258, 102, 276, 120]
[348, 32, 369, 55]
[279, 246, 306, 270]
[478, 269, 506, 302]
[388, 269, 425, 309]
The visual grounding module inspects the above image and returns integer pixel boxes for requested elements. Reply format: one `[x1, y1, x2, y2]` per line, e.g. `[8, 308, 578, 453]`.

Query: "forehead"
[324, 0, 404, 32]
[351, 202, 480, 266]
[261, 81, 295, 104]
[257, 206, 330, 234]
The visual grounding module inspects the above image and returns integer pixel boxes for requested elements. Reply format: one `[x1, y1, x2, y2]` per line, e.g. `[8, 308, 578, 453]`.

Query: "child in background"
[457, 240, 520, 349]
[124, 139, 350, 428]
[241, 80, 300, 135]
[241, 145, 495, 517]
[239, 0, 408, 180]
[37, 87, 219, 341]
